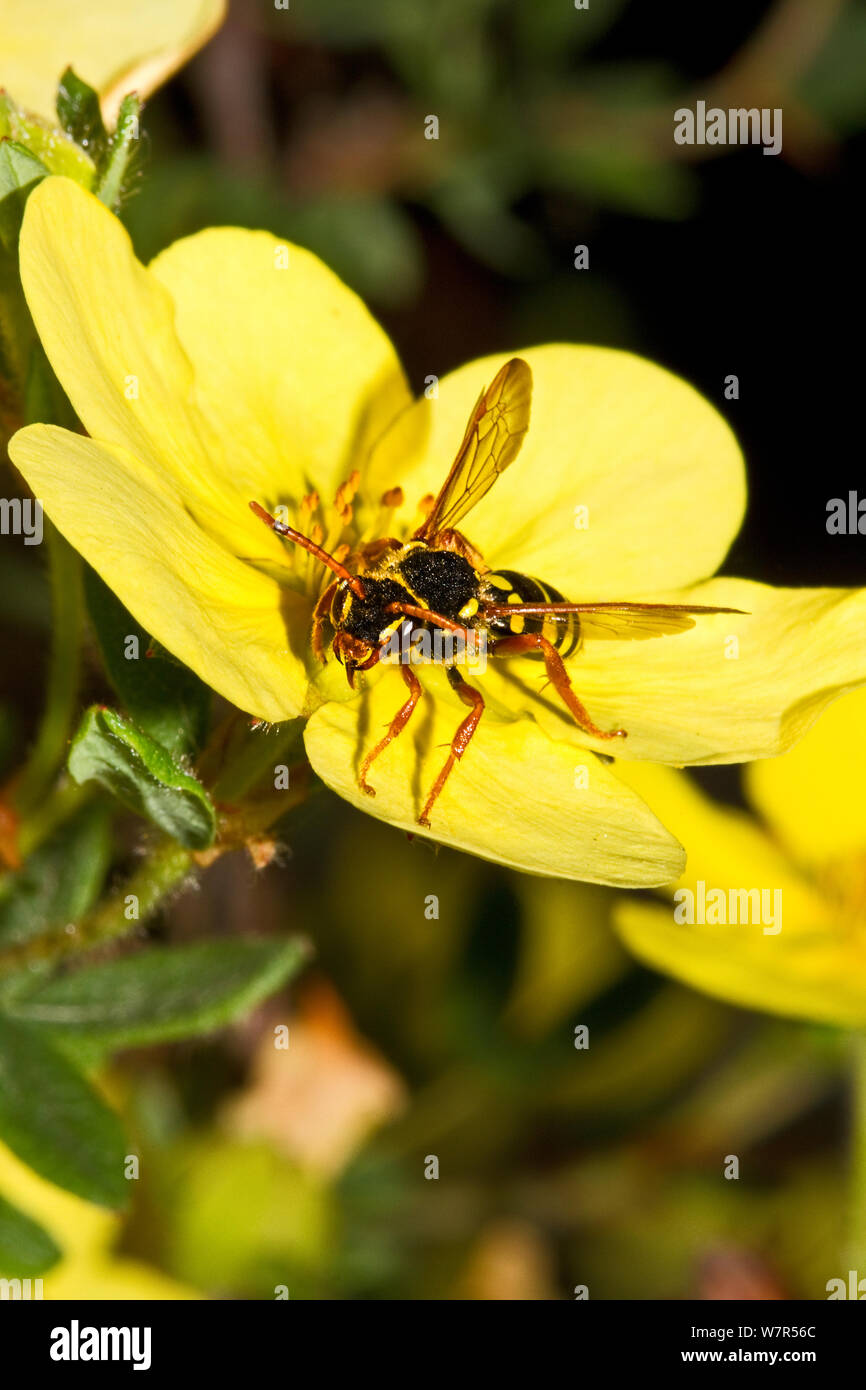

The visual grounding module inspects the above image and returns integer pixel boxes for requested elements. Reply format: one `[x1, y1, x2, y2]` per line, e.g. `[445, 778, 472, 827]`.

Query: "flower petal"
[614, 900, 866, 1027]
[304, 666, 685, 886]
[745, 687, 866, 871]
[149, 227, 411, 508]
[477, 578, 866, 765]
[363, 344, 745, 595]
[19, 178, 409, 562]
[9, 425, 309, 721]
[1, 0, 224, 124]
[611, 765, 859, 1027]
[18, 178, 258, 552]
[612, 762, 828, 922]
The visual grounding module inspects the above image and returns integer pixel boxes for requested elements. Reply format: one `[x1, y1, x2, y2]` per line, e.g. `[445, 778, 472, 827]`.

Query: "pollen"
[267, 472, 368, 599]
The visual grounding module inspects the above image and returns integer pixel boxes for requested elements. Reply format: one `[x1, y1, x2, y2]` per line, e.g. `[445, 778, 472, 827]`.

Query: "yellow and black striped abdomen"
[484, 569, 580, 658]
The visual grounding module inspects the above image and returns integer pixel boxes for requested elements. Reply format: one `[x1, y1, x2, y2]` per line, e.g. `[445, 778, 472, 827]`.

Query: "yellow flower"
[1, 0, 224, 124]
[9, 177, 866, 885]
[612, 688, 866, 1026]
[0, 1140, 198, 1298]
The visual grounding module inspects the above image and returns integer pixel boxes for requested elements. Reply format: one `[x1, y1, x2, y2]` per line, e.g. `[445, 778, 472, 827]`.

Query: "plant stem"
[847, 1030, 866, 1273]
[13, 523, 82, 815]
[0, 840, 193, 977]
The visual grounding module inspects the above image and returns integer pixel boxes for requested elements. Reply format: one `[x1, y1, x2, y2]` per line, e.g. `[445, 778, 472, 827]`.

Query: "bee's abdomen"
[484, 569, 580, 658]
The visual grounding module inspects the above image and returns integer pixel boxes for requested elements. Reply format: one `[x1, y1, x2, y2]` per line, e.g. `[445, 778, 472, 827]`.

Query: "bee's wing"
[413, 357, 532, 543]
[484, 601, 744, 641]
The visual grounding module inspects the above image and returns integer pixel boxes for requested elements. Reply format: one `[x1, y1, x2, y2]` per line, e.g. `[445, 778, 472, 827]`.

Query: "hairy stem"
[0, 840, 193, 977]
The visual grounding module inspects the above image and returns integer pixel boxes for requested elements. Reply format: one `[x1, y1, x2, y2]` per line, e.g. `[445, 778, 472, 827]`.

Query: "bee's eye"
[330, 585, 350, 626]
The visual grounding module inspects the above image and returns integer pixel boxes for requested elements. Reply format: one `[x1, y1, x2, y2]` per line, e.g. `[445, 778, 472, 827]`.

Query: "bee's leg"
[359, 664, 424, 798]
[311, 580, 338, 663]
[418, 667, 485, 828]
[492, 633, 627, 741]
[383, 601, 473, 639]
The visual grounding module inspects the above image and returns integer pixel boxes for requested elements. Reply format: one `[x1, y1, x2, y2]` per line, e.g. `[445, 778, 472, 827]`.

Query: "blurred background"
[2, 0, 864, 1298]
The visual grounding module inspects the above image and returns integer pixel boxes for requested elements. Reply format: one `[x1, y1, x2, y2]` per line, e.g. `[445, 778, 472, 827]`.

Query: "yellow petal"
[612, 762, 828, 926]
[1, 0, 225, 124]
[304, 666, 685, 886]
[19, 177, 409, 561]
[17, 178, 262, 558]
[745, 687, 866, 871]
[480, 578, 866, 765]
[610, 765, 862, 1027]
[9, 426, 310, 721]
[363, 344, 745, 595]
[43, 1253, 200, 1300]
[615, 899, 866, 1027]
[149, 227, 411, 509]
[0, 1139, 199, 1298]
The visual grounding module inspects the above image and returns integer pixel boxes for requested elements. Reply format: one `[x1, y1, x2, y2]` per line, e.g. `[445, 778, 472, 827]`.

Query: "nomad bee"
[251, 358, 743, 826]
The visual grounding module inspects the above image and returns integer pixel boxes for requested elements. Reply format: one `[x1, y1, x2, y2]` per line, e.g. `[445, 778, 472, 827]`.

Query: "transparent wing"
[483, 601, 744, 642]
[413, 357, 532, 543]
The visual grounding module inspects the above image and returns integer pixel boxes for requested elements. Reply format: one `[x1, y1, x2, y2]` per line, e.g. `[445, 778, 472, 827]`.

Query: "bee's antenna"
[249, 501, 366, 599]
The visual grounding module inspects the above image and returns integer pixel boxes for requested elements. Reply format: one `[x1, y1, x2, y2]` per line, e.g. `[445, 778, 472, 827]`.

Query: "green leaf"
[0, 140, 47, 251]
[84, 566, 210, 759]
[0, 1191, 61, 1277]
[68, 706, 216, 849]
[56, 68, 106, 158]
[0, 1015, 127, 1206]
[0, 93, 95, 187]
[7, 938, 310, 1048]
[0, 801, 112, 949]
[94, 93, 142, 210]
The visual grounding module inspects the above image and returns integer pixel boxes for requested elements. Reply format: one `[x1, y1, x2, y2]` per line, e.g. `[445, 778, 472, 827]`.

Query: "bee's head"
[332, 629, 377, 688]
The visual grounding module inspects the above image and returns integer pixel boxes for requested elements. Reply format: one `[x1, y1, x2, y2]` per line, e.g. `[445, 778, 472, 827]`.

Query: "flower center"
[266, 474, 431, 600]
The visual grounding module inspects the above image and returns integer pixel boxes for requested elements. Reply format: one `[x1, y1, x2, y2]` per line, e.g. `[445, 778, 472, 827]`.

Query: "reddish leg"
[383, 602, 474, 639]
[311, 580, 338, 663]
[359, 665, 424, 797]
[418, 668, 485, 828]
[492, 632, 627, 741]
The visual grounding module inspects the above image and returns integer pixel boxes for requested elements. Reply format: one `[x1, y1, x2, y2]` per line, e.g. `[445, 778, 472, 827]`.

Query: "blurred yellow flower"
[613, 688, 866, 1025]
[9, 177, 866, 884]
[0, 0, 224, 124]
[0, 1140, 198, 1299]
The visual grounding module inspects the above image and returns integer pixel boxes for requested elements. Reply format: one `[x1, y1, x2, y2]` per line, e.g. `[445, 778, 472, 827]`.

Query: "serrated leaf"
[0, 1015, 127, 1206]
[0, 801, 112, 948]
[68, 706, 216, 849]
[84, 566, 210, 759]
[0, 1191, 60, 1277]
[56, 68, 106, 158]
[7, 938, 310, 1048]
[94, 93, 142, 210]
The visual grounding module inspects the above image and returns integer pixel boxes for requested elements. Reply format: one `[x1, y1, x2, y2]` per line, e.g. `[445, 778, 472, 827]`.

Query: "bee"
[251, 358, 744, 827]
